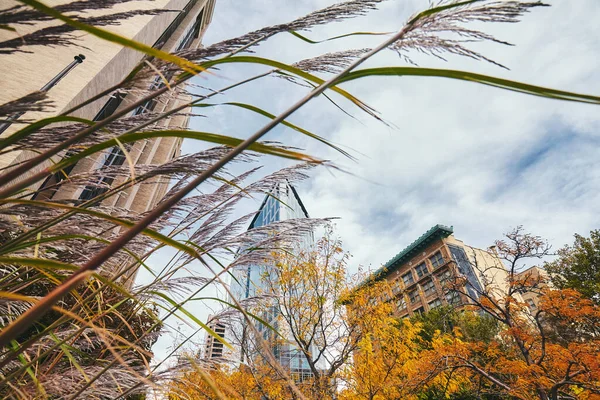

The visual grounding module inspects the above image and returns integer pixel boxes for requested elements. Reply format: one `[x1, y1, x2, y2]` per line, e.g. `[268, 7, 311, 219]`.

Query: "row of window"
[398, 291, 460, 313]
[78, 7, 206, 202]
[400, 250, 447, 287]
[396, 269, 460, 311]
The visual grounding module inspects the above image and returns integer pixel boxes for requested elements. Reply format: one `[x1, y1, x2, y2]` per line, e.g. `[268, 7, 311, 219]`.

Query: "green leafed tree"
[545, 229, 600, 303]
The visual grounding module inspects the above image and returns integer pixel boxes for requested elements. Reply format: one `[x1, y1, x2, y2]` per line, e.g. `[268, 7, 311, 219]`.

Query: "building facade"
[514, 266, 552, 314]
[367, 225, 517, 318]
[0, 0, 216, 212]
[203, 183, 321, 380]
[229, 183, 311, 302]
[202, 315, 227, 360]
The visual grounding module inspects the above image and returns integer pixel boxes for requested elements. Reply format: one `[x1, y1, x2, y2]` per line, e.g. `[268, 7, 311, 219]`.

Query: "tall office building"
[203, 183, 321, 380]
[229, 183, 311, 302]
[0, 0, 216, 212]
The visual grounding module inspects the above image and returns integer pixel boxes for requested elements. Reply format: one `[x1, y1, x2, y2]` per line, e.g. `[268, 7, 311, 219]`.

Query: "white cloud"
[148, 0, 600, 365]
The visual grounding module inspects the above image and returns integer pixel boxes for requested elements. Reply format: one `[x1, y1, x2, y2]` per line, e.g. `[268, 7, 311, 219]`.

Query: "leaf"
[49, 130, 323, 173]
[0, 115, 94, 151]
[0, 25, 17, 32]
[18, 0, 205, 75]
[288, 30, 392, 44]
[193, 55, 379, 118]
[10, 340, 48, 397]
[0, 291, 38, 303]
[48, 332, 90, 382]
[91, 273, 136, 301]
[408, 0, 480, 25]
[193, 102, 356, 160]
[33, 233, 41, 259]
[3, 234, 149, 271]
[114, 137, 135, 183]
[0, 256, 79, 272]
[335, 67, 600, 105]
[0, 199, 202, 260]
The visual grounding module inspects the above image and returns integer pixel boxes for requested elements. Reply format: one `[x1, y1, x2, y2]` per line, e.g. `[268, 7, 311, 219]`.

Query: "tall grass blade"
[335, 67, 600, 104]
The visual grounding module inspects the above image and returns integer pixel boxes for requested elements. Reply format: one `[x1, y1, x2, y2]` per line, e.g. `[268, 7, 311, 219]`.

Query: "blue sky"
[146, 0, 600, 367]
[194, 0, 600, 269]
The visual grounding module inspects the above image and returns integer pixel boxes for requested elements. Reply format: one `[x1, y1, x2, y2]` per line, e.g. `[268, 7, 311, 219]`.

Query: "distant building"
[514, 266, 552, 314]
[364, 224, 517, 318]
[229, 182, 311, 302]
[202, 316, 227, 360]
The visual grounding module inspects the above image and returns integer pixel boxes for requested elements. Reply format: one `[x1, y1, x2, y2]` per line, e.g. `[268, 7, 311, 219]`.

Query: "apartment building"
[367, 224, 516, 318]
[202, 316, 227, 360]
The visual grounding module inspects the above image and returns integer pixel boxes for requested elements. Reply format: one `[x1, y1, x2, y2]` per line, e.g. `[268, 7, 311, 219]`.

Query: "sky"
[195, 0, 600, 271]
[145, 0, 600, 369]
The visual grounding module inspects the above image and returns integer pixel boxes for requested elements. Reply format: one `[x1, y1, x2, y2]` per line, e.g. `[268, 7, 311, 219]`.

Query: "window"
[382, 290, 392, 302]
[445, 291, 460, 305]
[392, 279, 402, 294]
[402, 272, 414, 286]
[397, 296, 407, 310]
[94, 92, 125, 121]
[428, 298, 442, 309]
[414, 307, 425, 315]
[449, 245, 483, 298]
[415, 262, 428, 278]
[153, 0, 199, 49]
[436, 269, 453, 285]
[409, 290, 420, 304]
[429, 251, 445, 268]
[422, 280, 437, 296]
[526, 298, 536, 311]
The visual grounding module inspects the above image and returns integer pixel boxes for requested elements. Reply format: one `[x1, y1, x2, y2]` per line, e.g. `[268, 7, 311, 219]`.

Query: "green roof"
[368, 224, 454, 283]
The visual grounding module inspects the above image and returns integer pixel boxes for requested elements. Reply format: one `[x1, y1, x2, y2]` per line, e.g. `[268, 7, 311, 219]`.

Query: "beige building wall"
[445, 235, 520, 303]
[514, 266, 551, 313]
[0, 0, 215, 211]
[1, 0, 216, 286]
[0, 0, 213, 132]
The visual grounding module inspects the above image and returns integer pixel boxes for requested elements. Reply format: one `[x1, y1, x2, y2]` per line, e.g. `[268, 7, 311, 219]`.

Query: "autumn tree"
[339, 303, 423, 400]
[255, 226, 394, 398]
[425, 227, 600, 400]
[546, 229, 600, 303]
[410, 305, 499, 345]
[170, 227, 413, 400]
[168, 363, 272, 400]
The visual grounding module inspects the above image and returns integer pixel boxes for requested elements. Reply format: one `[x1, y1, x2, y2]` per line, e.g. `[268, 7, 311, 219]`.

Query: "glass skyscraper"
[229, 182, 311, 302]
[205, 182, 320, 380]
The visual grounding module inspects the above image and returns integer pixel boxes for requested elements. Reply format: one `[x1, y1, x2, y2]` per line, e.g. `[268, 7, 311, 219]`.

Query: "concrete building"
[0, 0, 215, 212]
[367, 224, 517, 318]
[202, 315, 227, 360]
